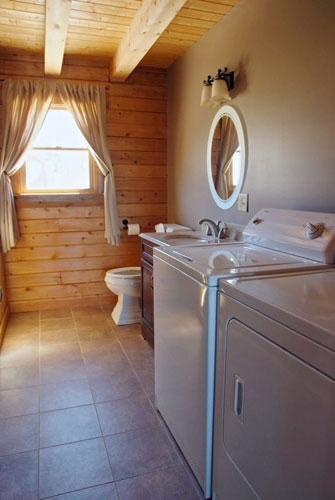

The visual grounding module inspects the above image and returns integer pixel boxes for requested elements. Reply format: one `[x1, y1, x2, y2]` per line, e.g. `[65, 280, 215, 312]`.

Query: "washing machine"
[213, 269, 335, 500]
[153, 208, 335, 498]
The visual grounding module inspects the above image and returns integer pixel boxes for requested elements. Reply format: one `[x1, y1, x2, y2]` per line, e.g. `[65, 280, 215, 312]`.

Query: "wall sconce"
[200, 67, 234, 107]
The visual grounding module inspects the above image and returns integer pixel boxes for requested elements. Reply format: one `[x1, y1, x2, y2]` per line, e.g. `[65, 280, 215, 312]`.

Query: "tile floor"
[0, 305, 203, 500]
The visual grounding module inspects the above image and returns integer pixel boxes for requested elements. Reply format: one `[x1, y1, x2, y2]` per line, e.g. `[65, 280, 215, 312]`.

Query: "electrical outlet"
[238, 193, 248, 212]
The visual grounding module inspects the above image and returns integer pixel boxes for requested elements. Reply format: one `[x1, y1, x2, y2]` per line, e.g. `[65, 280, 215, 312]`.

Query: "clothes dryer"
[213, 269, 335, 500]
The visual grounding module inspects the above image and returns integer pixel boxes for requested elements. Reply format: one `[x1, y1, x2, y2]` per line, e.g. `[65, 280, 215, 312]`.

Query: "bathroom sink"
[140, 230, 217, 247]
[164, 232, 209, 242]
[161, 231, 220, 246]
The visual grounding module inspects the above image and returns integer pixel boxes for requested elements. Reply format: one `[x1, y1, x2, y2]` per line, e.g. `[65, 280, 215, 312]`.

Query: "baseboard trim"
[8, 294, 117, 313]
[0, 304, 9, 347]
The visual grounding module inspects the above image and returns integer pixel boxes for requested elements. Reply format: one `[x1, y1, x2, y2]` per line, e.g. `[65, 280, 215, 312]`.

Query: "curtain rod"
[0, 77, 110, 90]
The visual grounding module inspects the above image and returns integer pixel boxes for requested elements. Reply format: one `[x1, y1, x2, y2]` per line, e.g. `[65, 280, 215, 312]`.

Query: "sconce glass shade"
[211, 77, 231, 104]
[200, 83, 212, 106]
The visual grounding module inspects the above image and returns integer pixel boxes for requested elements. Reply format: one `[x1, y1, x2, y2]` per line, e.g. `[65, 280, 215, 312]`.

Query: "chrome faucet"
[199, 219, 228, 239]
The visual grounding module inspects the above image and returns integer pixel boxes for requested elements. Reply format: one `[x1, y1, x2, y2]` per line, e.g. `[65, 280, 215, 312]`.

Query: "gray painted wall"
[167, 0, 335, 228]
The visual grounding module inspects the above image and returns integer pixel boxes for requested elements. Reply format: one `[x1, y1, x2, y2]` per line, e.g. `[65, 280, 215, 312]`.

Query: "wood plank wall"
[0, 53, 167, 313]
[0, 252, 9, 344]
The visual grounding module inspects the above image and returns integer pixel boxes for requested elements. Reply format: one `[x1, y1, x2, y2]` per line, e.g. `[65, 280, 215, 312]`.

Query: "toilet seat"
[105, 267, 140, 285]
[106, 267, 141, 279]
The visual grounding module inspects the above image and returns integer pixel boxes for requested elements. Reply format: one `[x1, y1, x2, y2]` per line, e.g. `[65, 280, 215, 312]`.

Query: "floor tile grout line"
[71, 305, 118, 493]
[0, 375, 90, 393]
[111, 331, 175, 436]
[0, 413, 179, 460]
[0, 402, 97, 421]
[40, 310, 76, 500]
[94, 406, 117, 485]
[39, 311, 83, 387]
[115, 463, 192, 484]
[38, 458, 193, 499]
[113, 464, 190, 499]
[105, 325, 172, 421]
[1, 371, 157, 400]
[0, 419, 175, 460]
[107, 335, 169, 455]
[112, 324, 204, 499]
[0, 415, 164, 460]
[111, 324, 153, 402]
[0, 448, 40, 462]
[114, 480, 122, 499]
[38, 479, 118, 500]
[85, 309, 123, 500]
[155, 412, 204, 499]
[1, 311, 202, 499]
[1, 335, 83, 372]
[157, 420, 204, 499]
[0, 433, 119, 460]
[87, 306, 158, 500]
[106, 320, 205, 495]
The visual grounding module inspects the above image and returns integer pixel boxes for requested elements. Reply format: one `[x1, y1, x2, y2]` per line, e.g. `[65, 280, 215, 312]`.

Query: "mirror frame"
[207, 104, 247, 209]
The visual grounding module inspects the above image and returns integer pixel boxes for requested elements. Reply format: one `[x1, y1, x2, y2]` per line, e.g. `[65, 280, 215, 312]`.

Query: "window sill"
[16, 192, 97, 197]
[14, 192, 104, 206]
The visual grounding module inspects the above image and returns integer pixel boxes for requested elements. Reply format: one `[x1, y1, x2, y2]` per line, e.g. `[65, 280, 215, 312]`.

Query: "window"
[18, 108, 96, 194]
[224, 148, 241, 197]
[231, 147, 241, 187]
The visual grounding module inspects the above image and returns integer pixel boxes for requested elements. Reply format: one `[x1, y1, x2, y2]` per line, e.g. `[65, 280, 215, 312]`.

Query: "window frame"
[15, 104, 99, 196]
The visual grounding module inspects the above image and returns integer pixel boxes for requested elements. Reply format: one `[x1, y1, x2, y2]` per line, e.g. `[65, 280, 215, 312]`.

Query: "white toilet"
[105, 267, 141, 325]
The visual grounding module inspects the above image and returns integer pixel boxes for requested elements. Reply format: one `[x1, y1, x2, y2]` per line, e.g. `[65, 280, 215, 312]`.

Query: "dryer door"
[222, 319, 335, 500]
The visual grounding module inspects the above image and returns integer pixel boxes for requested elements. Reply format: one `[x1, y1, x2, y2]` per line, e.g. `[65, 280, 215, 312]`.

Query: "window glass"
[24, 108, 92, 193]
[33, 109, 87, 148]
[26, 150, 90, 190]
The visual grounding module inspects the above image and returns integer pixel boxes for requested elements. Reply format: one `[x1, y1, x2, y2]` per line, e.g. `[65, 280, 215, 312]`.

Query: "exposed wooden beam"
[110, 0, 187, 82]
[44, 0, 72, 76]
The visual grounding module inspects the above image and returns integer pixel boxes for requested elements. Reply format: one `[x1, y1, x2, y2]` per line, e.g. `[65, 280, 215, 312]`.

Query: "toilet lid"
[106, 266, 141, 279]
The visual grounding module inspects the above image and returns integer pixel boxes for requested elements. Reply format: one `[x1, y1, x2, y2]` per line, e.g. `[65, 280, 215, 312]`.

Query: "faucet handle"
[203, 225, 213, 236]
[218, 222, 228, 240]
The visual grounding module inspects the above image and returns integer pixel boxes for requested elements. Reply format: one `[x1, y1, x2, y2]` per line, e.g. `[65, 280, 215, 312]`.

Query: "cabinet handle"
[234, 376, 244, 421]
[150, 276, 154, 289]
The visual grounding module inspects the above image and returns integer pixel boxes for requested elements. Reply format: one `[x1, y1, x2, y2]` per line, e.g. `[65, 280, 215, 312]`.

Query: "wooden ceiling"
[0, 0, 238, 80]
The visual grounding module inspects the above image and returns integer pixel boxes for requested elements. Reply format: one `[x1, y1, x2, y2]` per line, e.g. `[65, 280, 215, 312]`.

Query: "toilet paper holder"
[122, 219, 141, 235]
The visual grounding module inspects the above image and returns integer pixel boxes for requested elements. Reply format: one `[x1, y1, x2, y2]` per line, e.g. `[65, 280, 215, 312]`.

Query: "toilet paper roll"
[128, 223, 140, 235]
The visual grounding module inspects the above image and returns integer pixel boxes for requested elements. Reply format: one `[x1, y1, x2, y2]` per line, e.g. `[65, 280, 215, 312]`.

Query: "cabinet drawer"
[141, 240, 158, 264]
[141, 258, 154, 329]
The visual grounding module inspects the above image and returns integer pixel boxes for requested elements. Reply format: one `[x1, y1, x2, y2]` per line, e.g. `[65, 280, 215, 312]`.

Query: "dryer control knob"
[252, 218, 262, 225]
[305, 223, 324, 239]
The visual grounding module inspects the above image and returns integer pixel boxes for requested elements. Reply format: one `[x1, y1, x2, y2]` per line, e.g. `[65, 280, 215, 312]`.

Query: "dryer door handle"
[234, 376, 245, 422]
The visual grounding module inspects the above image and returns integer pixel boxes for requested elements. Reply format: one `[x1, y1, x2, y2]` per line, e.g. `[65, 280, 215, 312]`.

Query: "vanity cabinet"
[139, 229, 212, 346]
[140, 238, 157, 346]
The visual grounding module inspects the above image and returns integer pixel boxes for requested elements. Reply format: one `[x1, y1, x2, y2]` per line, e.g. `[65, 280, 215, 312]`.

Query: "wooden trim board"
[0, 304, 9, 348]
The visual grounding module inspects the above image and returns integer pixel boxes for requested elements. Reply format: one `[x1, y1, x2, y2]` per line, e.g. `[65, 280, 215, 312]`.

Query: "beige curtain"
[57, 82, 120, 245]
[215, 117, 239, 199]
[0, 79, 56, 253]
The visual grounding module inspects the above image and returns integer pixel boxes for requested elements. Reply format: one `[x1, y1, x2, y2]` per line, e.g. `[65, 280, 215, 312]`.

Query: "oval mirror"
[207, 105, 247, 209]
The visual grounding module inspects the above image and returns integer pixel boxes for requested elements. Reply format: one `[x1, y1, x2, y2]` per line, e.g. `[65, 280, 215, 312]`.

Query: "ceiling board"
[0, 0, 237, 69]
